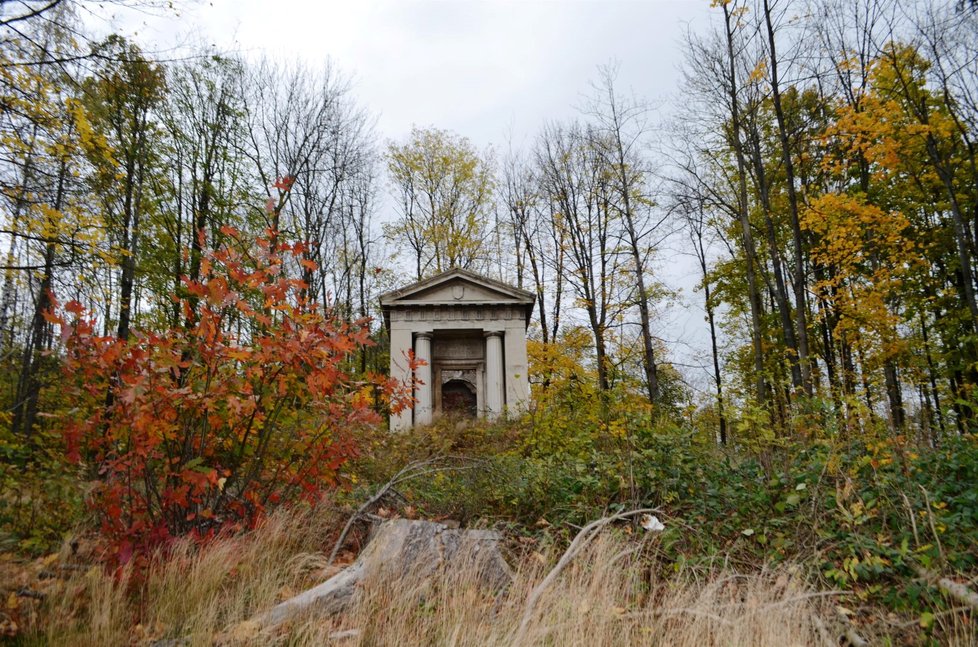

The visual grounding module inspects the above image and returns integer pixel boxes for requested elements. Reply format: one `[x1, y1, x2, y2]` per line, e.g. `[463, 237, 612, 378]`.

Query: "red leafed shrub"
[53, 229, 413, 568]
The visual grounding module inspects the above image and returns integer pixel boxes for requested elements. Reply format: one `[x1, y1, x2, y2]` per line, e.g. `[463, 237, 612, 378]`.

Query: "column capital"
[483, 330, 504, 339]
[416, 331, 434, 341]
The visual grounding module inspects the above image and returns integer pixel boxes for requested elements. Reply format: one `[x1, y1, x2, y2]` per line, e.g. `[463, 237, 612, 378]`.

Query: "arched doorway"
[441, 379, 477, 418]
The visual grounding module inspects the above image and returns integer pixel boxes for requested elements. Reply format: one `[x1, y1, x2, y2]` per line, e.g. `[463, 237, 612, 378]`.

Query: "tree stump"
[253, 519, 511, 629]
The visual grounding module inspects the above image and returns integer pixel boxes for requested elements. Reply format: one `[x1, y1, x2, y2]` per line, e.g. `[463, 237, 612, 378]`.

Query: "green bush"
[0, 427, 84, 554]
[354, 416, 978, 620]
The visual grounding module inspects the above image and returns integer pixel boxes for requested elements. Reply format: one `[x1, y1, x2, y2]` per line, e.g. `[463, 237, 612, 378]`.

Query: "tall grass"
[290, 534, 838, 647]
[32, 505, 877, 647]
[39, 505, 344, 646]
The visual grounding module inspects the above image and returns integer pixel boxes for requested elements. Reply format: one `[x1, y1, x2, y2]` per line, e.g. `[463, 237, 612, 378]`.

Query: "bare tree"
[501, 150, 562, 343]
[535, 121, 630, 392]
[585, 65, 668, 405]
[760, 0, 814, 397]
[82, 35, 167, 341]
[680, 2, 769, 405]
[243, 58, 377, 317]
[160, 52, 248, 326]
[667, 139, 729, 444]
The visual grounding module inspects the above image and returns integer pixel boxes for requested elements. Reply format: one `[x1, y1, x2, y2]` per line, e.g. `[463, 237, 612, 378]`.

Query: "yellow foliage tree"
[385, 127, 495, 280]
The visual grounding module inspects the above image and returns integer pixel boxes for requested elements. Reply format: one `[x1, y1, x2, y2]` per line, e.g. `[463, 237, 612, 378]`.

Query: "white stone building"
[379, 268, 536, 431]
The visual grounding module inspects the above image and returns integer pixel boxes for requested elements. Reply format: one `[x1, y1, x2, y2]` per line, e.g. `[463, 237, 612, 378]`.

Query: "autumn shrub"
[522, 328, 685, 459]
[51, 230, 413, 567]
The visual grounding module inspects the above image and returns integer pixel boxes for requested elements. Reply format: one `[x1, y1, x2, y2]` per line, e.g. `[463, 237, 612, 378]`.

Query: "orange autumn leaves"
[51, 229, 413, 569]
[803, 193, 916, 363]
[801, 45, 943, 369]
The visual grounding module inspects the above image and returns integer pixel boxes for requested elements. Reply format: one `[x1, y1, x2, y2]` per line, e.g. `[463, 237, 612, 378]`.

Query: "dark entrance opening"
[441, 379, 477, 418]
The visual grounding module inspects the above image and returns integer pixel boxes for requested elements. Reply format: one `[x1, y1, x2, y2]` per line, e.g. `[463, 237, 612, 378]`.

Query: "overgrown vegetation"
[349, 418, 978, 636]
[3, 417, 976, 644]
[2, 0, 978, 644]
[20, 513, 857, 646]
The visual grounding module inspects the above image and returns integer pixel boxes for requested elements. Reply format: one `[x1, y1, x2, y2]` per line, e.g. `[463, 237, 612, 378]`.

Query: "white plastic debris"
[640, 514, 665, 532]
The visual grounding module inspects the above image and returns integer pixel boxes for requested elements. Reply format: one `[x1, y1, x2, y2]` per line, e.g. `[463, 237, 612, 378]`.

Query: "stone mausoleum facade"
[379, 269, 536, 431]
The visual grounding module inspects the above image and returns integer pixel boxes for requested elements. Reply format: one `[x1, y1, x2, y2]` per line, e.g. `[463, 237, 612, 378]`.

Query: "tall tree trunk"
[883, 361, 905, 430]
[812, 262, 847, 430]
[746, 123, 801, 394]
[762, 0, 813, 397]
[0, 229, 19, 352]
[185, 163, 213, 326]
[117, 147, 137, 341]
[549, 212, 564, 342]
[931, 140, 978, 324]
[523, 233, 549, 344]
[920, 312, 946, 436]
[172, 149, 184, 328]
[693, 225, 727, 445]
[722, 2, 767, 404]
[590, 313, 610, 393]
[11, 158, 67, 438]
[0, 128, 38, 352]
[600, 80, 660, 404]
[620, 204, 658, 404]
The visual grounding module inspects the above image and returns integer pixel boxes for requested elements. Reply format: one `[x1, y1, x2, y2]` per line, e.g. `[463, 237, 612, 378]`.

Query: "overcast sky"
[111, 0, 712, 149]
[102, 0, 720, 389]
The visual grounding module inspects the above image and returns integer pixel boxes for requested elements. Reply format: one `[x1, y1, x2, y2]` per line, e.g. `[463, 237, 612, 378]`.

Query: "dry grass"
[287, 534, 839, 647]
[26, 504, 978, 646]
[28, 505, 874, 647]
[38, 505, 345, 646]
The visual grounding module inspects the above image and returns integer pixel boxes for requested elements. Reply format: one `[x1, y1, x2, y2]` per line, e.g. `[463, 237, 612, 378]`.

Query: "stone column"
[484, 331, 504, 419]
[414, 332, 433, 426]
[388, 327, 414, 432]
[504, 320, 531, 414]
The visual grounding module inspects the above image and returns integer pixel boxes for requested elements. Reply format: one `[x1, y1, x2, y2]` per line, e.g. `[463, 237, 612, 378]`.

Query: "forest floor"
[3, 421, 978, 645]
[1, 502, 974, 646]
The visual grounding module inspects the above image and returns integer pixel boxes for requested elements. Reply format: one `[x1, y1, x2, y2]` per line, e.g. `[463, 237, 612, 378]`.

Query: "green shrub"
[353, 415, 978, 621]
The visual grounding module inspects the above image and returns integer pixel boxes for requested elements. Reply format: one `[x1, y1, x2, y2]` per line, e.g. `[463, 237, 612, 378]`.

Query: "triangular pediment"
[379, 268, 535, 307]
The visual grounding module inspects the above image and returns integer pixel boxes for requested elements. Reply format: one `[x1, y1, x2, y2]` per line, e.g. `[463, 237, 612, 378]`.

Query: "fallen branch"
[811, 616, 836, 647]
[511, 508, 659, 646]
[841, 623, 868, 647]
[915, 565, 978, 612]
[15, 587, 46, 600]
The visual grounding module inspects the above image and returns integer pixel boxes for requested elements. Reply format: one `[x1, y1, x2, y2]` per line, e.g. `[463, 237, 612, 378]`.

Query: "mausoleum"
[379, 268, 536, 431]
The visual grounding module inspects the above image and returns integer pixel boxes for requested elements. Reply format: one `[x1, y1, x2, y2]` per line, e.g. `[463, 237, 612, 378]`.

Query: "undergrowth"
[2, 416, 976, 645]
[350, 417, 978, 642]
